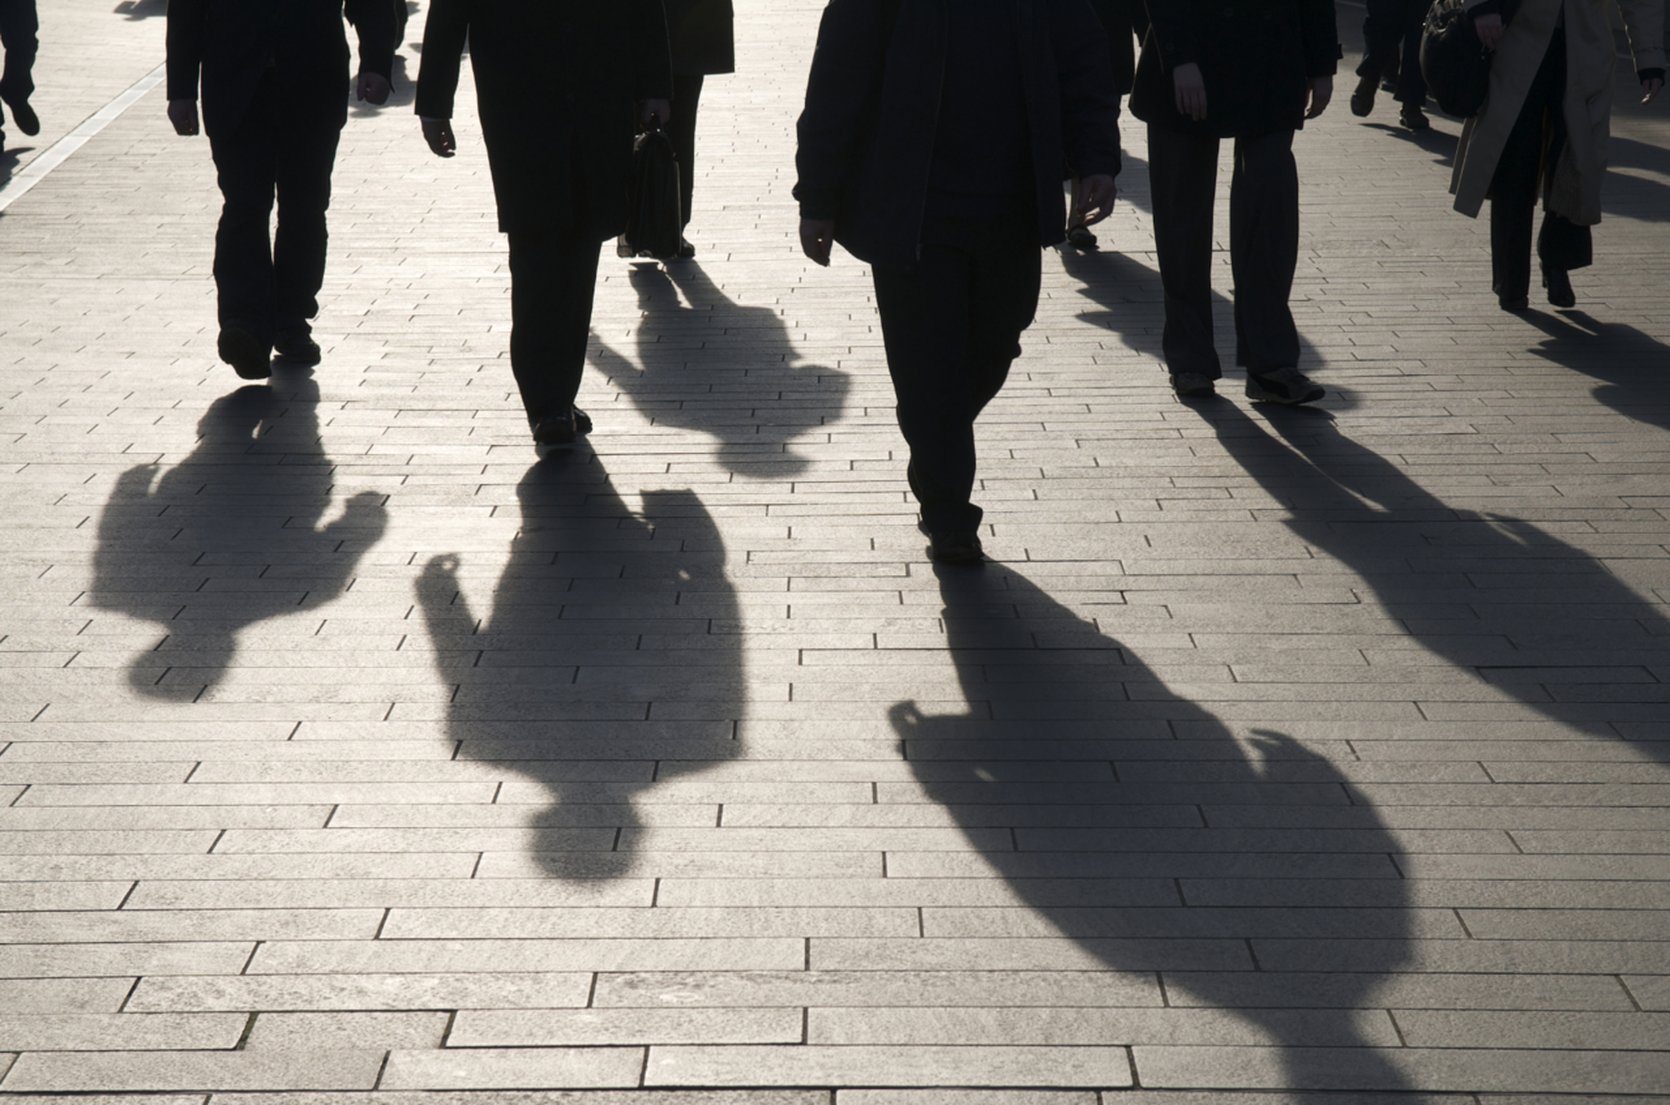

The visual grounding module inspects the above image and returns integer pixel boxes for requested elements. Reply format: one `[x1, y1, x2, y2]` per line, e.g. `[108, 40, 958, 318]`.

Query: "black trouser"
[1357, 0, 1427, 107]
[670, 73, 704, 229]
[1488, 25, 1592, 299]
[506, 233, 602, 421]
[0, 0, 38, 110]
[208, 71, 342, 344]
[871, 209, 1041, 535]
[1148, 124, 1300, 377]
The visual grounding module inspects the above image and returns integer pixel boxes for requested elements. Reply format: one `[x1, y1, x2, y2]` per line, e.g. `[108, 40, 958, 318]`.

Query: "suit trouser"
[1488, 25, 1592, 299]
[670, 73, 704, 229]
[1356, 0, 1427, 106]
[871, 210, 1041, 535]
[1148, 124, 1301, 377]
[0, 0, 38, 109]
[208, 71, 342, 343]
[506, 233, 602, 421]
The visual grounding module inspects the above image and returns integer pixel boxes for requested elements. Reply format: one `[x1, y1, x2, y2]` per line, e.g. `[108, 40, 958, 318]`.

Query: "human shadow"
[1515, 308, 1670, 436]
[893, 564, 1412, 1091]
[89, 372, 388, 700]
[1207, 400, 1670, 755]
[113, 0, 167, 18]
[416, 452, 742, 881]
[589, 263, 851, 480]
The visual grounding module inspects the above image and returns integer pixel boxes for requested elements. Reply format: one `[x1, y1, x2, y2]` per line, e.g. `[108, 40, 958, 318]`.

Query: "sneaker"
[273, 330, 322, 366]
[1169, 371, 1217, 399]
[924, 529, 985, 566]
[1398, 105, 1431, 132]
[2, 96, 38, 137]
[1245, 366, 1325, 406]
[1350, 73, 1377, 118]
[217, 326, 272, 380]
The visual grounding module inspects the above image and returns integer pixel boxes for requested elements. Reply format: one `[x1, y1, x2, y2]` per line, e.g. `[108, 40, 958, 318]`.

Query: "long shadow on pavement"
[416, 451, 742, 881]
[590, 262, 851, 480]
[892, 562, 1413, 1091]
[1516, 307, 1670, 436]
[90, 370, 387, 699]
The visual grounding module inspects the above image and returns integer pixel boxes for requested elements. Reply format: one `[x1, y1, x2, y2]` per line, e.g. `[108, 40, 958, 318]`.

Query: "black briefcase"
[619, 119, 683, 261]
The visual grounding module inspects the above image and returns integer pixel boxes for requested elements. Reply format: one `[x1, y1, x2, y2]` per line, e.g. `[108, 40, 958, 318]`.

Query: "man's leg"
[1229, 129, 1301, 374]
[507, 232, 601, 425]
[1352, 0, 1396, 115]
[1395, 0, 1428, 107]
[872, 242, 984, 539]
[1147, 123, 1222, 384]
[967, 211, 1043, 418]
[669, 73, 704, 232]
[1488, 35, 1562, 307]
[0, 0, 40, 135]
[271, 112, 343, 358]
[208, 96, 280, 372]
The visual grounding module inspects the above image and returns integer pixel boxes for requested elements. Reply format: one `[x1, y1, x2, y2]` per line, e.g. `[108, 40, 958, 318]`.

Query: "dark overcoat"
[795, 0, 1123, 268]
[166, 0, 396, 141]
[1129, 0, 1338, 137]
[667, 0, 735, 76]
[415, 0, 673, 241]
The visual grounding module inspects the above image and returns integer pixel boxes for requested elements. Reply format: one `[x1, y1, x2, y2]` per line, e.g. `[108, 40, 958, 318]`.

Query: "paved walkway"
[2, 2, 1669, 1100]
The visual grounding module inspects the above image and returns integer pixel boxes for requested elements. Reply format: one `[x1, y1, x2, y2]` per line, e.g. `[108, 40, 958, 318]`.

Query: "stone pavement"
[1, 0, 1668, 1100]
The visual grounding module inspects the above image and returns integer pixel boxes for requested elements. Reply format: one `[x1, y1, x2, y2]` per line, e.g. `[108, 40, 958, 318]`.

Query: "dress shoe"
[217, 326, 272, 380]
[1350, 73, 1377, 117]
[273, 330, 322, 366]
[529, 406, 592, 446]
[1398, 105, 1431, 131]
[1497, 293, 1530, 313]
[1065, 224, 1099, 251]
[923, 529, 985, 566]
[1169, 371, 1217, 400]
[1245, 366, 1325, 406]
[674, 238, 697, 261]
[1543, 267, 1576, 309]
[2, 95, 38, 137]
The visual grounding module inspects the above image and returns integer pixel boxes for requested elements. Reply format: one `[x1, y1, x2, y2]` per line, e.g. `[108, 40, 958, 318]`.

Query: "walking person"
[796, 0, 1121, 565]
[417, 1, 672, 447]
[1349, 0, 1430, 130]
[1452, 0, 1665, 312]
[167, 0, 395, 379]
[1129, 0, 1339, 405]
[1067, 0, 1149, 250]
[0, 0, 40, 151]
[665, 0, 734, 259]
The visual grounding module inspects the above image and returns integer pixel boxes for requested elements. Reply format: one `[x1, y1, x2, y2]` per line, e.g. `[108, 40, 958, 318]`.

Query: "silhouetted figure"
[1132, 0, 1337, 406]
[1452, 0, 1665, 312]
[893, 563, 1412, 1092]
[416, 453, 741, 882]
[417, 0, 672, 448]
[91, 377, 387, 700]
[1349, 0, 1430, 130]
[664, 0, 735, 259]
[0, 0, 40, 150]
[166, 0, 394, 379]
[589, 263, 853, 480]
[795, 0, 1121, 565]
[1068, 0, 1149, 250]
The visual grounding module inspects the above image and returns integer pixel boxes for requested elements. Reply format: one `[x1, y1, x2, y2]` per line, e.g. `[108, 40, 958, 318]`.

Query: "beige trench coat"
[1452, 0, 1666, 224]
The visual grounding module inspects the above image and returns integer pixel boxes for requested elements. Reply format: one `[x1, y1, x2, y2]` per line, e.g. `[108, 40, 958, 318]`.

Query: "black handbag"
[619, 118, 683, 261]
[1421, 0, 1491, 117]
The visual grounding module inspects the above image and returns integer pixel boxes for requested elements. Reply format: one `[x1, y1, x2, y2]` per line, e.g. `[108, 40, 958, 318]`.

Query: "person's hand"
[800, 217, 835, 266]
[1643, 76, 1664, 104]
[642, 98, 672, 127]
[422, 118, 457, 157]
[1173, 62, 1207, 122]
[357, 71, 392, 105]
[1475, 12, 1505, 51]
[1306, 75, 1334, 119]
[1070, 173, 1118, 228]
[167, 99, 199, 136]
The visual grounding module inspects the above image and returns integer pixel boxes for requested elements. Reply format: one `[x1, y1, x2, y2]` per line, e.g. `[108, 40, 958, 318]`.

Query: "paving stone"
[448, 1008, 802, 1047]
[0, 1013, 245, 1052]
[127, 973, 593, 1013]
[378, 1048, 644, 1091]
[244, 1013, 450, 1051]
[1391, 1010, 1670, 1051]
[645, 1045, 1133, 1088]
[808, 1007, 1398, 1047]
[0, 1050, 387, 1092]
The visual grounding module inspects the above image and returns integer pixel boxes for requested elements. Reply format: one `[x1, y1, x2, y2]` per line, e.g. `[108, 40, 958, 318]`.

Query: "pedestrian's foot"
[273, 330, 322, 366]
[217, 326, 272, 380]
[1245, 366, 1325, 406]
[530, 406, 592, 446]
[2, 96, 38, 137]
[1398, 105, 1431, 131]
[923, 528, 985, 566]
[1066, 224, 1099, 251]
[1170, 371, 1217, 400]
[1350, 73, 1377, 117]
[1543, 267, 1576, 309]
[673, 238, 697, 261]
[1497, 292, 1530, 313]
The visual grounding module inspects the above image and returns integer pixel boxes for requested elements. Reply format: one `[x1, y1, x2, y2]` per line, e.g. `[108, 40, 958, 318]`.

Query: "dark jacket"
[167, 0, 396, 142]
[1089, 0, 1148, 94]
[795, 0, 1122, 268]
[667, 0, 735, 76]
[415, 0, 673, 241]
[1129, 0, 1339, 137]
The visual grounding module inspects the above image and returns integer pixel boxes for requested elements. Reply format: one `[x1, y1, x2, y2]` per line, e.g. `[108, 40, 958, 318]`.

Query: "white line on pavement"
[0, 61, 167, 215]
